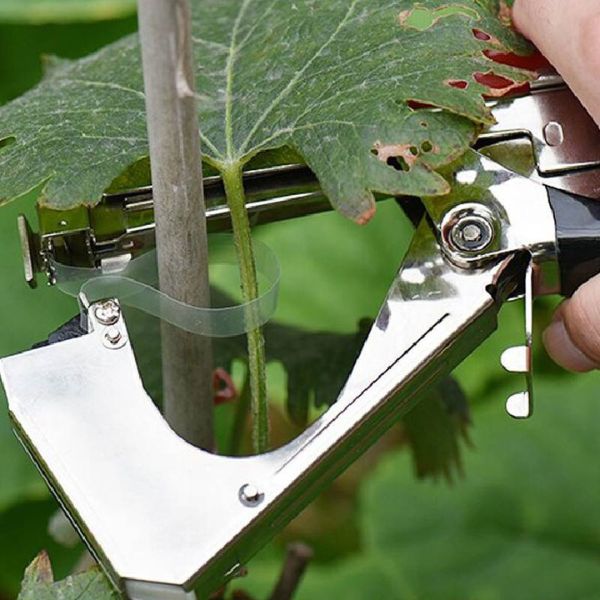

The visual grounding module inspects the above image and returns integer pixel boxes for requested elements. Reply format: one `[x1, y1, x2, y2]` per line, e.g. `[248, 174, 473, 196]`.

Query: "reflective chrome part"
[94, 299, 121, 326]
[423, 151, 558, 289]
[501, 262, 535, 419]
[126, 582, 197, 600]
[448, 212, 495, 253]
[239, 484, 264, 507]
[1, 217, 519, 597]
[17, 215, 38, 289]
[486, 85, 600, 176]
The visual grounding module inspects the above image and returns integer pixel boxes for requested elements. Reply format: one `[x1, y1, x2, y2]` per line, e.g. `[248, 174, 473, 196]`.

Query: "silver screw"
[239, 484, 263, 506]
[94, 300, 121, 326]
[450, 216, 494, 253]
[104, 327, 122, 345]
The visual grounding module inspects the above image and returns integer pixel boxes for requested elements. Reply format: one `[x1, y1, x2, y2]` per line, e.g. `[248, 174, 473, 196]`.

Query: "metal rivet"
[104, 327, 122, 345]
[543, 121, 564, 147]
[239, 484, 263, 506]
[450, 216, 494, 253]
[94, 300, 121, 326]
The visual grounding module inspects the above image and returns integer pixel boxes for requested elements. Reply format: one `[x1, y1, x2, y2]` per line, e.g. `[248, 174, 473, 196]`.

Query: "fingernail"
[543, 318, 598, 372]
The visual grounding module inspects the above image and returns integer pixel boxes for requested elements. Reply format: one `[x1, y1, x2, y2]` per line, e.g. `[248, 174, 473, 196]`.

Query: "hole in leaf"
[445, 79, 469, 90]
[474, 71, 525, 98]
[387, 156, 410, 172]
[372, 141, 418, 172]
[420, 121, 429, 128]
[472, 28, 491, 41]
[421, 140, 433, 153]
[0, 136, 16, 150]
[407, 99, 435, 111]
[484, 48, 551, 71]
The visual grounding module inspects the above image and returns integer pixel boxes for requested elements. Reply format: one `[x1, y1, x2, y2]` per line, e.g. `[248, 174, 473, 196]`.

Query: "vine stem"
[221, 163, 269, 453]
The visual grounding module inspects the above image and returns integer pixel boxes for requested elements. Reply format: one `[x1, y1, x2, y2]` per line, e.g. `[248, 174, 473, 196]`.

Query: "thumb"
[543, 274, 600, 372]
[512, 0, 600, 126]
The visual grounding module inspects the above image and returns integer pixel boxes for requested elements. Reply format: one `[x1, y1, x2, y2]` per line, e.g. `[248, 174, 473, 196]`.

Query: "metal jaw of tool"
[1, 151, 560, 598]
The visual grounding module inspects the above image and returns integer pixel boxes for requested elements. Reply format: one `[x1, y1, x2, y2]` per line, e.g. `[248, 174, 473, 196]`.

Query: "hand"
[513, 0, 600, 371]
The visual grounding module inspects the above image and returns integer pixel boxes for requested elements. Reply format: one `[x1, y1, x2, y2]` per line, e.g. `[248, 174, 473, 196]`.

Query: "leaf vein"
[224, 0, 255, 160]
[60, 78, 145, 100]
[238, 0, 361, 157]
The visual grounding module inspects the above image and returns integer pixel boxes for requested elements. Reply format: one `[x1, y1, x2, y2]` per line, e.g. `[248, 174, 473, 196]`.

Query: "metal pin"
[239, 484, 263, 506]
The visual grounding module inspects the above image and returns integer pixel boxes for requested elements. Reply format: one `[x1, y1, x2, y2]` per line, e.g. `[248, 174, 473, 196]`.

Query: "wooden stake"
[138, 0, 214, 449]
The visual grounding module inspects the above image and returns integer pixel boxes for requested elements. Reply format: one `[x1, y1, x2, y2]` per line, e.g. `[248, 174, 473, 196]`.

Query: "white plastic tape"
[52, 235, 280, 338]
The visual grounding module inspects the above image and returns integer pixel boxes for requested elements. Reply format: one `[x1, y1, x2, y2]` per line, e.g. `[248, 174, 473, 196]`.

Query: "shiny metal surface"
[501, 262, 535, 419]
[423, 151, 558, 289]
[487, 86, 600, 176]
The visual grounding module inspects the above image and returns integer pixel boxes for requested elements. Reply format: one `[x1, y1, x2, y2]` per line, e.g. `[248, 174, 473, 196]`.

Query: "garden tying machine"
[2, 72, 600, 598]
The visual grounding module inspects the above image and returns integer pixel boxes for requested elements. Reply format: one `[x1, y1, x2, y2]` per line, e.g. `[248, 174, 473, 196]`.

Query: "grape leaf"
[0, 0, 136, 23]
[0, 0, 531, 222]
[18, 552, 117, 600]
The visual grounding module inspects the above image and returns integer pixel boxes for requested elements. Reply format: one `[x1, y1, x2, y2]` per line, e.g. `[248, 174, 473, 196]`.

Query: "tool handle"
[548, 187, 600, 297]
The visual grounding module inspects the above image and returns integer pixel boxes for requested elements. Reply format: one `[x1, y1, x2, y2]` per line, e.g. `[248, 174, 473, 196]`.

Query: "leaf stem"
[221, 163, 269, 453]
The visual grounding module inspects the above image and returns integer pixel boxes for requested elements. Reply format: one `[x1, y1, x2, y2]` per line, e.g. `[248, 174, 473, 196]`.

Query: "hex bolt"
[94, 300, 121, 326]
[450, 215, 494, 253]
[239, 484, 263, 506]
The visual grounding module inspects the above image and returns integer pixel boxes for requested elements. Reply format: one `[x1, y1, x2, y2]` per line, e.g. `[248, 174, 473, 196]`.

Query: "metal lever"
[501, 262, 535, 419]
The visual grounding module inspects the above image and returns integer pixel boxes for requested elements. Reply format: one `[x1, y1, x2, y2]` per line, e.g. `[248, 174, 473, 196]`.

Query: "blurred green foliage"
[0, 5, 597, 600]
[0, 1, 135, 24]
[243, 374, 600, 600]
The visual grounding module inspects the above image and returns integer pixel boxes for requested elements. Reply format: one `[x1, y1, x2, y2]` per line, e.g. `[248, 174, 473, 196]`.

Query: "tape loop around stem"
[52, 235, 280, 338]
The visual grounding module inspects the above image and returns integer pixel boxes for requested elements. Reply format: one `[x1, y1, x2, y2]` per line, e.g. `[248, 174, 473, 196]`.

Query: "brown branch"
[268, 543, 314, 600]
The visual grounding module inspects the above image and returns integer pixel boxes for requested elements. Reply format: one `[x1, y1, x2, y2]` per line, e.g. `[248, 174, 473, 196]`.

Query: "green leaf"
[18, 553, 117, 600]
[0, 0, 531, 221]
[244, 373, 600, 600]
[0, 500, 81, 598]
[0, 0, 136, 24]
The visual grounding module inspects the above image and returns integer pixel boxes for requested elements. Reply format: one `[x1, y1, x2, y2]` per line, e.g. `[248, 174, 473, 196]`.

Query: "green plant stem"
[228, 372, 251, 456]
[221, 163, 269, 453]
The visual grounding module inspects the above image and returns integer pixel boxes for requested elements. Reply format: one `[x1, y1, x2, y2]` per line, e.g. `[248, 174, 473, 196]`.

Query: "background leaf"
[18, 553, 116, 600]
[0, 1, 136, 24]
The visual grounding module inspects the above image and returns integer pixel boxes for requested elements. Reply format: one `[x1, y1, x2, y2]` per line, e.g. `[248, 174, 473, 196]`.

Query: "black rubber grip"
[547, 186, 600, 297]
